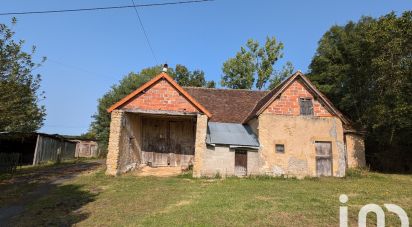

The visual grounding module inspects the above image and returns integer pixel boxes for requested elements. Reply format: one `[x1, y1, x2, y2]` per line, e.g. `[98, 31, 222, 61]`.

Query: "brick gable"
[121, 79, 199, 113]
[264, 79, 332, 117]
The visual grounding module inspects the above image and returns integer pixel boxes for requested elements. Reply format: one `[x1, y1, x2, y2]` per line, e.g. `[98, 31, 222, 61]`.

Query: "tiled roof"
[184, 87, 267, 123]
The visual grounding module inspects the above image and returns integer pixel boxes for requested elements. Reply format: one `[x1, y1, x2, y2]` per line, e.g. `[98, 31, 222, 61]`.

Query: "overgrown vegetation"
[308, 11, 412, 172]
[5, 167, 411, 226]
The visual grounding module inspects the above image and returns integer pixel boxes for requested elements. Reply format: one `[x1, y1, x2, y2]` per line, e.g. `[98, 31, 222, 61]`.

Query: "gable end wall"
[264, 79, 332, 117]
[121, 79, 200, 113]
[257, 79, 346, 177]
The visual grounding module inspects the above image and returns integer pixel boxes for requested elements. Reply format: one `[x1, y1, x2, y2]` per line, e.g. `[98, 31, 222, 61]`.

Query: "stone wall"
[193, 114, 208, 177]
[257, 114, 346, 177]
[106, 110, 125, 175]
[345, 133, 366, 168]
[106, 111, 143, 175]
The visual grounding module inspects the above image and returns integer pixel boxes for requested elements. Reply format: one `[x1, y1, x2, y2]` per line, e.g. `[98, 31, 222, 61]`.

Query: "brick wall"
[122, 79, 199, 113]
[265, 79, 332, 117]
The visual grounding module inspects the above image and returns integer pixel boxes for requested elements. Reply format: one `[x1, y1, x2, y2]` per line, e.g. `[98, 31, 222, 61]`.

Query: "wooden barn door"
[169, 121, 195, 166]
[235, 151, 247, 176]
[142, 117, 195, 167]
[315, 142, 332, 176]
[142, 118, 169, 166]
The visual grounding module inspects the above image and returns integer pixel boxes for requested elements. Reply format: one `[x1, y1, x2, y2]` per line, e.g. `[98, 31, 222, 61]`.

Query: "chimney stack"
[162, 63, 168, 73]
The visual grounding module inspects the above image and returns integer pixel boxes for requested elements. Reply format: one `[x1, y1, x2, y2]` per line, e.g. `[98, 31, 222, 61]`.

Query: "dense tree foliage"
[175, 64, 215, 88]
[91, 65, 214, 151]
[0, 19, 46, 132]
[309, 11, 412, 172]
[221, 37, 294, 90]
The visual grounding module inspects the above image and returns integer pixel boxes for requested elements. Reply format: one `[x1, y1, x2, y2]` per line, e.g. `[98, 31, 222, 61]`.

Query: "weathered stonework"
[105, 73, 363, 178]
[345, 133, 366, 168]
[257, 114, 346, 177]
[106, 110, 125, 176]
[192, 114, 208, 177]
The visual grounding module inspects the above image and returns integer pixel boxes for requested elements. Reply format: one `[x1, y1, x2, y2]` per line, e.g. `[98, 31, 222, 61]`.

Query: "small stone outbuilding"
[106, 71, 365, 177]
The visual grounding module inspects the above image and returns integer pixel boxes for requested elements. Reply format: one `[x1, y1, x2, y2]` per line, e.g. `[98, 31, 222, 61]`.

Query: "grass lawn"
[6, 167, 412, 226]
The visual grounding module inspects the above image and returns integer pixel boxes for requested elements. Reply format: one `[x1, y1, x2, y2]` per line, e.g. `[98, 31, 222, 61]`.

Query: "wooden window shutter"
[299, 98, 313, 116]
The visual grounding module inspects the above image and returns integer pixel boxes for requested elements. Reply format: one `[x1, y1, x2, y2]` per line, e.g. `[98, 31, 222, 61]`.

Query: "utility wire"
[130, 0, 158, 64]
[0, 0, 214, 16]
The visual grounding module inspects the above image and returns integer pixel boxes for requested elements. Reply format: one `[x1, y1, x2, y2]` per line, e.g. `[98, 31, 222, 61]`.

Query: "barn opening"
[142, 115, 196, 167]
[120, 111, 198, 171]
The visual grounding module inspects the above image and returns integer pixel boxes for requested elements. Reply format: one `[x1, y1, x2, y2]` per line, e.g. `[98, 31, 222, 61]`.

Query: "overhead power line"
[130, 0, 158, 64]
[0, 0, 214, 16]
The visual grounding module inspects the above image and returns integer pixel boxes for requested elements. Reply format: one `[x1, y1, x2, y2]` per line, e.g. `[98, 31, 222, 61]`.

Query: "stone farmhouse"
[105, 71, 366, 177]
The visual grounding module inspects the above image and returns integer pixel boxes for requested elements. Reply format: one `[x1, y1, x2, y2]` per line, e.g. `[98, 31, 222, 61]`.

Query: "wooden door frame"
[235, 150, 248, 176]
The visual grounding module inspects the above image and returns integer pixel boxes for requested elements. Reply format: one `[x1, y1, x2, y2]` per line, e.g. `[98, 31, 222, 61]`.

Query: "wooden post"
[32, 134, 41, 166]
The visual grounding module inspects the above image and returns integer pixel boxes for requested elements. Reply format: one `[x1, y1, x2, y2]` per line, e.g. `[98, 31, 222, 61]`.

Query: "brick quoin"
[121, 79, 199, 113]
[265, 79, 332, 117]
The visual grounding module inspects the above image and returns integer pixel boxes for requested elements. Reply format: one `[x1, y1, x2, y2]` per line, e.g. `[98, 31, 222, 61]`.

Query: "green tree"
[221, 36, 291, 90]
[0, 18, 46, 132]
[221, 47, 255, 89]
[175, 64, 214, 87]
[268, 61, 294, 90]
[91, 65, 214, 151]
[309, 11, 412, 172]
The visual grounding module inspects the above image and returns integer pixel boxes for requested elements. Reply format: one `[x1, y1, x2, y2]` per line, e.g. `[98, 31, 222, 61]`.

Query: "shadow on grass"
[0, 161, 102, 226]
[9, 183, 97, 227]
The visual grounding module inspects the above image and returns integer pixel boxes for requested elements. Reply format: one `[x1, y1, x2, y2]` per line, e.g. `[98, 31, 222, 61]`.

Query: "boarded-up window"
[299, 98, 313, 115]
[315, 141, 332, 176]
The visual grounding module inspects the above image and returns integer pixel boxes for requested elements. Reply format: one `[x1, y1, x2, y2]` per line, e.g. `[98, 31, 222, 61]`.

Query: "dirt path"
[0, 160, 103, 226]
[133, 166, 183, 177]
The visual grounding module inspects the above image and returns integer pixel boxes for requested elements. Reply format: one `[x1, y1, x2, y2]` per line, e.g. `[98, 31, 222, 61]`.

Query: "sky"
[1, 0, 410, 135]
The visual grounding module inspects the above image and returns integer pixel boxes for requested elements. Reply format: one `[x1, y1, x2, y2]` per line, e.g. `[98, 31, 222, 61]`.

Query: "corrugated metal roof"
[206, 122, 260, 148]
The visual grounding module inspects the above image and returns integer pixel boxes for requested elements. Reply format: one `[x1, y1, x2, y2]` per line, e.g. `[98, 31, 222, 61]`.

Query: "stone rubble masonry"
[122, 79, 199, 113]
[106, 110, 125, 176]
[266, 79, 332, 117]
[193, 114, 208, 177]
